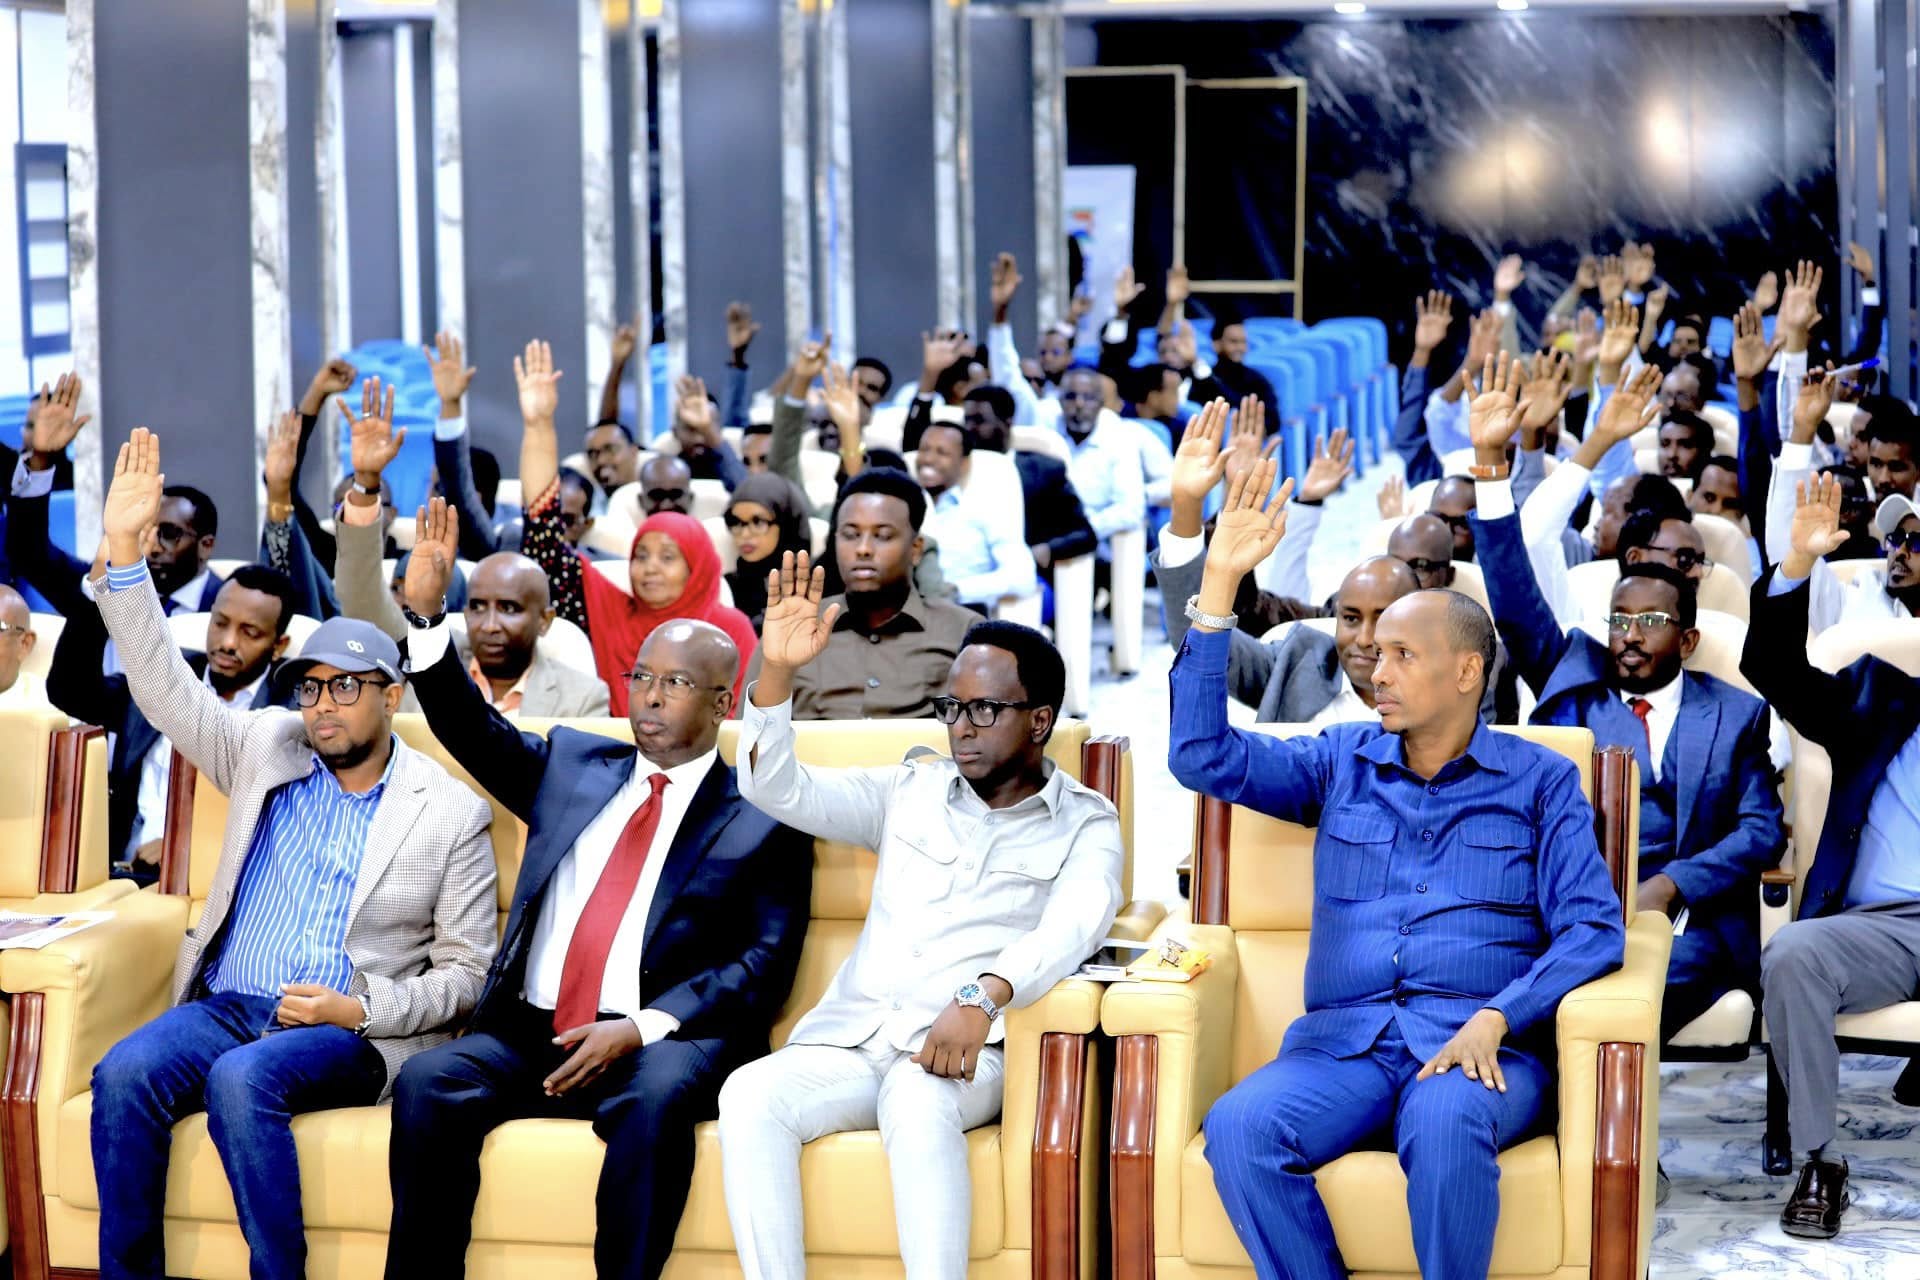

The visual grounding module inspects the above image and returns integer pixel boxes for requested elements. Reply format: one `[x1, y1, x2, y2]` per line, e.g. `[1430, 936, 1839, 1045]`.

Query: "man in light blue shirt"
[914, 421, 1038, 610]
[1058, 367, 1147, 553]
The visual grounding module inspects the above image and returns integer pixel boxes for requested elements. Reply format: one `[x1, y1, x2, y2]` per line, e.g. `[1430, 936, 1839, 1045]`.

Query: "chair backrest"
[605, 481, 646, 531]
[1406, 478, 1437, 517]
[159, 714, 1129, 1051]
[1564, 559, 1748, 623]
[584, 514, 639, 558]
[1692, 513, 1752, 583]
[1011, 426, 1070, 464]
[701, 515, 740, 572]
[495, 478, 523, 511]
[798, 450, 841, 512]
[864, 405, 908, 454]
[0, 709, 109, 903]
[690, 479, 731, 520]
[1789, 620, 1920, 888]
[167, 611, 323, 658]
[1259, 616, 1337, 645]
[1446, 561, 1492, 615]
[1823, 557, 1885, 589]
[205, 558, 253, 580]
[19, 612, 63, 681]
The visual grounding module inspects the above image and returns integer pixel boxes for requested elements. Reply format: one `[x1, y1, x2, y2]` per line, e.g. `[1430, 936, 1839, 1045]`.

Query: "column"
[1030, 7, 1066, 336]
[250, 0, 292, 527]
[781, 0, 812, 356]
[431, 0, 464, 345]
[581, 0, 615, 424]
[64, 0, 101, 551]
[931, 0, 961, 330]
[657, 0, 686, 383]
[624, 1, 654, 435]
[969, 7, 1037, 351]
[822, 0, 855, 359]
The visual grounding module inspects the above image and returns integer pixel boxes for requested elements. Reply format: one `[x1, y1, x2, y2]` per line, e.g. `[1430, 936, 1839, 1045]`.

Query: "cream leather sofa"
[0, 707, 127, 1261]
[1101, 727, 1669, 1280]
[1, 713, 1153, 1279]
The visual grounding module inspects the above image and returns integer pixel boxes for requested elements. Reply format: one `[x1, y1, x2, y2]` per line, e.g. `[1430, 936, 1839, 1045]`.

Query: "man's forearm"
[598, 351, 630, 426]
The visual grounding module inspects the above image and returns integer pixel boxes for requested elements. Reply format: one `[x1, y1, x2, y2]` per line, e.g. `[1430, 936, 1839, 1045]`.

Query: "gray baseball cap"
[1873, 493, 1920, 541]
[279, 616, 404, 685]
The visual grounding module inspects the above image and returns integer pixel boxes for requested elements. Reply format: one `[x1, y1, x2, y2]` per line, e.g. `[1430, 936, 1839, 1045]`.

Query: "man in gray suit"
[333, 440, 610, 717]
[84, 429, 498, 1280]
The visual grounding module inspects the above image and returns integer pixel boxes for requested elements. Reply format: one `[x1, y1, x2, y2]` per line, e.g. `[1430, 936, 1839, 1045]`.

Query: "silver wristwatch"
[1184, 594, 1237, 631]
[352, 996, 373, 1037]
[955, 981, 1001, 1022]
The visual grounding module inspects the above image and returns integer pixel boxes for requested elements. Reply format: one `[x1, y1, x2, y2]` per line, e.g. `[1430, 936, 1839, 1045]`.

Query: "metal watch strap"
[1184, 593, 1238, 631]
[353, 996, 373, 1037]
[401, 603, 447, 629]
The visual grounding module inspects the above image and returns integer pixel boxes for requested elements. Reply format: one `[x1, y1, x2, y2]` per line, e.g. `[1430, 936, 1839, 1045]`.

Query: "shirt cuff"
[1474, 477, 1516, 520]
[1777, 442, 1814, 470]
[1102, 318, 1128, 345]
[1494, 299, 1515, 317]
[406, 616, 454, 669]
[10, 457, 53, 499]
[1779, 349, 1809, 376]
[629, 1008, 682, 1047]
[1157, 527, 1204, 569]
[1862, 286, 1881, 307]
[734, 684, 793, 767]
[433, 412, 468, 442]
[105, 559, 151, 593]
[1767, 568, 1809, 596]
[1625, 290, 1646, 306]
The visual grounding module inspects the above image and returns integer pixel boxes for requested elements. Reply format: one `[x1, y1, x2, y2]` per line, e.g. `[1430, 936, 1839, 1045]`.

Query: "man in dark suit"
[384, 499, 812, 1280]
[44, 561, 294, 877]
[961, 387, 1097, 576]
[1741, 472, 1920, 1240]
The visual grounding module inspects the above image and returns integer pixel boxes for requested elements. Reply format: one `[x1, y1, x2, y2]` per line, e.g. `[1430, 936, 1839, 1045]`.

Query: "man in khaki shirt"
[742, 467, 975, 719]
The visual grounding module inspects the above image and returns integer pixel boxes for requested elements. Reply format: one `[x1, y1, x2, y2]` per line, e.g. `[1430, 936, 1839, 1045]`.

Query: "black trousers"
[385, 999, 721, 1280]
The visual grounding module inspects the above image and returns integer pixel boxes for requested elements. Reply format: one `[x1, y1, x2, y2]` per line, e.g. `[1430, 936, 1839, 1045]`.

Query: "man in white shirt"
[1057, 367, 1147, 553]
[914, 421, 1038, 610]
[387, 501, 813, 1280]
[719, 558, 1123, 1280]
[0, 582, 48, 709]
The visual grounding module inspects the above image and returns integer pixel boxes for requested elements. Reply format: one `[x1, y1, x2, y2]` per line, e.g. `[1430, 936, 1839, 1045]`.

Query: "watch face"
[956, 982, 983, 1003]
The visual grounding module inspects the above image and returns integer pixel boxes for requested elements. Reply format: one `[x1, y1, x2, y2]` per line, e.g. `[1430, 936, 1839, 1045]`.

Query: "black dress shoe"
[1780, 1156, 1850, 1240]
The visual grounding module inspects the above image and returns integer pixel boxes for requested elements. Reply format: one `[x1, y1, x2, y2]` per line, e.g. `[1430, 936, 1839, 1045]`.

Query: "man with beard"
[742, 467, 975, 719]
[1469, 361, 1783, 1043]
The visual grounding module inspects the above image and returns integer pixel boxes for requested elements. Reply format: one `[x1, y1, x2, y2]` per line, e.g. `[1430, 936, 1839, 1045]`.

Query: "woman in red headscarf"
[522, 497, 756, 716]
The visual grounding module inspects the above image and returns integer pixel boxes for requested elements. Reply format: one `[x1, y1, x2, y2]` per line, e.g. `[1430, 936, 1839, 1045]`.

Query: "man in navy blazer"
[1472, 483, 1784, 1039]
[383, 502, 811, 1280]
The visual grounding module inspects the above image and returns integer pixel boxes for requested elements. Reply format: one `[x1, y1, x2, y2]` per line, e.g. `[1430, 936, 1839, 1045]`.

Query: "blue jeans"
[91, 991, 387, 1280]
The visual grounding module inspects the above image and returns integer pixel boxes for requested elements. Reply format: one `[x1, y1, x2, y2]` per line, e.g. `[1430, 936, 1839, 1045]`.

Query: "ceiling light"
[1497, 0, 1530, 9]
[1334, 2, 1366, 12]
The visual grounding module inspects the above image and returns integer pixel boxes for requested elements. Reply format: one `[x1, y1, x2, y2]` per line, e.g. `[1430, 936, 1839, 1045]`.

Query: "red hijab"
[579, 511, 757, 716]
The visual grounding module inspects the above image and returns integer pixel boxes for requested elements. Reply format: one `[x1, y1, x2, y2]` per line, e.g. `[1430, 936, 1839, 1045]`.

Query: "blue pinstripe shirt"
[1169, 628, 1624, 1061]
[203, 742, 397, 1000]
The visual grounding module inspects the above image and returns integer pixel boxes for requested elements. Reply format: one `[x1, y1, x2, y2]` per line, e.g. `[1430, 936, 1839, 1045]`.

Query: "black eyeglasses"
[1434, 513, 1471, 532]
[1887, 529, 1920, 554]
[1399, 557, 1450, 577]
[627, 669, 728, 700]
[1646, 545, 1714, 573]
[295, 674, 393, 707]
[724, 513, 776, 534]
[931, 696, 1035, 728]
[645, 488, 689, 506]
[154, 521, 197, 545]
[1605, 611, 1679, 635]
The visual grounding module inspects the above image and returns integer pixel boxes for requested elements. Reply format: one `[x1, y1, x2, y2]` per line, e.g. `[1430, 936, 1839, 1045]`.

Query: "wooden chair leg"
[1763, 1046, 1793, 1176]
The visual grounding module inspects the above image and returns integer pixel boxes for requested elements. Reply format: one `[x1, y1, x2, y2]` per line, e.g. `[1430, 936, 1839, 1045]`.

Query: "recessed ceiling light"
[1334, 2, 1366, 12]
[1497, 0, 1529, 9]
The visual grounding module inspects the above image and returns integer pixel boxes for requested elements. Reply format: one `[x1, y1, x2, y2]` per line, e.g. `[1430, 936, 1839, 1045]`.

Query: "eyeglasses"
[0, 621, 27, 638]
[627, 669, 729, 700]
[1887, 529, 1920, 554]
[1646, 545, 1714, 573]
[154, 521, 197, 545]
[1399, 557, 1450, 577]
[931, 696, 1035, 728]
[645, 488, 689, 506]
[724, 513, 776, 534]
[1605, 611, 1680, 634]
[295, 674, 393, 707]
[1434, 513, 1471, 532]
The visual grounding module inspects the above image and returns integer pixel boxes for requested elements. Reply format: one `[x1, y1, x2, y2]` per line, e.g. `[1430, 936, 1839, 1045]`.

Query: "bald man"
[640, 455, 695, 518]
[1428, 477, 1478, 563]
[1387, 514, 1457, 591]
[391, 519, 812, 1280]
[0, 582, 49, 708]
[334, 515, 609, 717]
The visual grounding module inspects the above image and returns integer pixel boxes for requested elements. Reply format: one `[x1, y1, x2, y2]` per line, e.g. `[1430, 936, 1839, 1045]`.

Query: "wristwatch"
[1184, 594, 1237, 631]
[349, 477, 382, 498]
[955, 981, 1001, 1022]
[352, 996, 373, 1037]
[401, 602, 446, 630]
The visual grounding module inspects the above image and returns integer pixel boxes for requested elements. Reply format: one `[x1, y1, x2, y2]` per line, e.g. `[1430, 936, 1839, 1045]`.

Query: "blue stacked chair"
[332, 339, 440, 512]
[1283, 334, 1359, 474]
[1250, 347, 1327, 483]
[1305, 324, 1379, 466]
[1314, 317, 1394, 451]
[1706, 316, 1735, 359]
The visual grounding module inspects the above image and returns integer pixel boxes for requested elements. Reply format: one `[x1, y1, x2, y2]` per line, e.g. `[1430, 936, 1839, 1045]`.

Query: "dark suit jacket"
[1476, 507, 1784, 968]
[45, 598, 279, 868]
[1013, 451, 1097, 565]
[1742, 573, 1920, 920]
[6, 486, 221, 619]
[407, 640, 812, 1063]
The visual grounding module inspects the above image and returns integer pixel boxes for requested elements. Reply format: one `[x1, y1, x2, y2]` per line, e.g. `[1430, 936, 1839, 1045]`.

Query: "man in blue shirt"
[914, 420, 1038, 611]
[1742, 471, 1920, 1240]
[1169, 452, 1625, 1280]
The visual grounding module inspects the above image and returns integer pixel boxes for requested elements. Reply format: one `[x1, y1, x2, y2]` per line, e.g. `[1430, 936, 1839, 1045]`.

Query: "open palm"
[1171, 399, 1232, 505]
[1790, 476, 1848, 559]
[1206, 459, 1294, 579]
[1596, 366, 1662, 444]
[32, 373, 92, 454]
[404, 497, 460, 616]
[1298, 428, 1354, 502]
[342, 377, 404, 475]
[759, 551, 843, 670]
[515, 339, 564, 423]
[1468, 353, 1523, 453]
[104, 429, 165, 541]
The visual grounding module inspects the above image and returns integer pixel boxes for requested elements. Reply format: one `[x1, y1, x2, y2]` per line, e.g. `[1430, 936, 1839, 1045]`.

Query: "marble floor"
[1074, 463, 1920, 1276]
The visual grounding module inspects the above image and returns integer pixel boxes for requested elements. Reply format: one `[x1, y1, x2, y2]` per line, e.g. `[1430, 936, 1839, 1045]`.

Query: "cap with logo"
[1873, 493, 1920, 540]
[277, 616, 404, 686]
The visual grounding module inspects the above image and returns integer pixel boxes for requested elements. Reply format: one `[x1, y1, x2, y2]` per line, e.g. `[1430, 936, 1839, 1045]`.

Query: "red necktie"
[1629, 697, 1654, 753]
[553, 772, 669, 1033]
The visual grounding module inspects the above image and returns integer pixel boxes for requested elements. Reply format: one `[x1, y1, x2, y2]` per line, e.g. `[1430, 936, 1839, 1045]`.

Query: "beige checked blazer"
[92, 572, 498, 1093]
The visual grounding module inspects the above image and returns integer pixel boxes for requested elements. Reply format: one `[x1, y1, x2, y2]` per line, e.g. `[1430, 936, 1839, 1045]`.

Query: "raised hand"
[263, 410, 302, 507]
[822, 362, 863, 444]
[1777, 259, 1823, 348]
[1792, 363, 1839, 443]
[758, 551, 844, 672]
[1847, 241, 1875, 284]
[1114, 265, 1146, 313]
[1624, 242, 1656, 289]
[1492, 254, 1525, 300]
[1468, 352, 1525, 457]
[425, 331, 477, 409]
[1413, 290, 1453, 355]
[1596, 299, 1639, 379]
[1597, 254, 1627, 305]
[301, 357, 357, 414]
[403, 496, 461, 618]
[1730, 301, 1780, 383]
[29, 373, 91, 457]
[1571, 307, 1601, 384]
[1065, 287, 1092, 326]
[1575, 256, 1599, 290]
[340, 376, 404, 480]
[1377, 473, 1406, 519]
[1464, 307, 1502, 375]
[920, 328, 967, 382]
[1165, 263, 1190, 308]
[990, 252, 1022, 320]
[726, 301, 760, 359]
[1166, 320, 1199, 370]
[1170, 398, 1234, 508]
[611, 320, 639, 365]
[1789, 473, 1849, 563]
[1298, 427, 1355, 503]
[1751, 269, 1779, 314]
[514, 338, 564, 425]
[104, 428, 165, 550]
[1204, 456, 1295, 583]
[1221, 395, 1276, 494]
[790, 330, 832, 386]
[1644, 282, 1670, 322]
[1519, 349, 1574, 435]
[675, 374, 716, 439]
[1593, 364, 1663, 445]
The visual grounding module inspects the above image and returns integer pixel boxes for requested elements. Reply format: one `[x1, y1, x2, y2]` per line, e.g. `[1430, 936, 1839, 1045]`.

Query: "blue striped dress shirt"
[204, 742, 396, 1000]
[1169, 627, 1625, 1060]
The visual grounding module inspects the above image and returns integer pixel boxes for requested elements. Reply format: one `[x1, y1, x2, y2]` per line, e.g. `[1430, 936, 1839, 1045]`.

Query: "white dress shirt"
[1305, 671, 1380, 732]
[735, 690, 1124, 1054]
[1620, 672, 1683, 782]
[521, 745, 713, 1044]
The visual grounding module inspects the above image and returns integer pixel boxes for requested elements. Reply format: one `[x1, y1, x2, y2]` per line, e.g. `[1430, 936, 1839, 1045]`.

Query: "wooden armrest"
[1760, 869, 1797, 886]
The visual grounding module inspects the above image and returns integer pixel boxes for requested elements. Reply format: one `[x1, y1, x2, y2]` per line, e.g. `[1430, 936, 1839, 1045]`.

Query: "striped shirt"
[204, 740, 397, 1000]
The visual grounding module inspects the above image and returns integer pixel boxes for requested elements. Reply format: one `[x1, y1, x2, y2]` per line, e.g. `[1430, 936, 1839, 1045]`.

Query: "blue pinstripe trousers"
[1202, 1021, 1550, 1280]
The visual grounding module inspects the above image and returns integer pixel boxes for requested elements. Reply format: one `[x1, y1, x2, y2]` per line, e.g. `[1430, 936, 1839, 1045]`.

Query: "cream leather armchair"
[2, 715, 1157, 1279]
[1101, 729, 1667, 1280]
